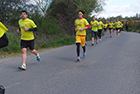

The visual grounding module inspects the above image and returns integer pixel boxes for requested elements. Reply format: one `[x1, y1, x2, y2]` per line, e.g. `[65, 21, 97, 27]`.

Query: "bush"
[0, 31, 21, 55]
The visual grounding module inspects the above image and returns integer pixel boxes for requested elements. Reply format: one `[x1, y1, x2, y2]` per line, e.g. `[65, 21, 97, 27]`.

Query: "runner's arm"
[17, 27, 21, 33]
[75, 25, 78, 32]
[93, 24, 99, 27]
[80, 24, 90, 31]
[28, 27, 38, 31]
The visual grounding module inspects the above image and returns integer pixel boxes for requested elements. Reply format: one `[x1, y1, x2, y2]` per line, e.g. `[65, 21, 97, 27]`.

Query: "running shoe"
[92, 43, 94, 46]
[99, 39, 101, 42]
[118, 33, 121, 36]
[96, 41, 98, 44]
[110, 36, 112, 38]
[83, 52, 86, 58]
[18, 65, 26, 70]
[36, 53, 40, 62]
[77, 56, 80, 61]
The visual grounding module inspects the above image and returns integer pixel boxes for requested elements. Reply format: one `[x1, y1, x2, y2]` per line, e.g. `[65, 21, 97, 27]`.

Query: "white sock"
[23, 63, 26, 66]
[37, 53, 39, 56]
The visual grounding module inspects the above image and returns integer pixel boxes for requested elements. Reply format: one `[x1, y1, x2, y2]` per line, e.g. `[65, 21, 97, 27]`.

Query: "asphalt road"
[0, 31, 140, 94]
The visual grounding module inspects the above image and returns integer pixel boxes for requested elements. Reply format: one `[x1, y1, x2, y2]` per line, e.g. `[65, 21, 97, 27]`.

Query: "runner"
[75, 10, 90, 61]
[98, 18, 104, 41]
[103, 21, 108, 34]
[0, 22, 8, 49]
[115, 19, 122, 37]
[17, 10, 40, 70]
[90, 16, 99, 45]
[125, 21, 129, 32]
[113, 22, 116, 34]
[108, 20, 114, 38]
[120, 22, 124, 33]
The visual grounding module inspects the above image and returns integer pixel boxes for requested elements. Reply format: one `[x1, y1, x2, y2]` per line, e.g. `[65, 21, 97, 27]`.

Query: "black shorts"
[0, 33, 8, 49]
[21, 40, 34, 50]
[109, 28, 112, 30]
[98, 29, 102, 32]
[104, 28, 107, 31]
[116, 28, 120, 31]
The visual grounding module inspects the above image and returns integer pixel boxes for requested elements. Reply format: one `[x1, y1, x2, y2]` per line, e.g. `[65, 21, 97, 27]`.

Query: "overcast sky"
[98, 0, 140, 18]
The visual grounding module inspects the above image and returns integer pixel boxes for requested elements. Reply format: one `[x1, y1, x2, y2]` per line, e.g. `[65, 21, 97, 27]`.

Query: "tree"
[0, 0, 22, 22]
[33, 0, 52, 15]
[45, 0, 106, 35]
[0, 0, 40, 24]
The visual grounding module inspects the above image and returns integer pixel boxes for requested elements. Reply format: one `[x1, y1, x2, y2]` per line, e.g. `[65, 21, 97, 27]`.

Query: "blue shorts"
[91, 31, 98, 38]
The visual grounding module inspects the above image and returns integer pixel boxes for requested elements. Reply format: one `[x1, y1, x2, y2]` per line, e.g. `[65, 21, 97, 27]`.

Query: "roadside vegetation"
[0, 0, 139, 56]
[0, 0, 105, 56]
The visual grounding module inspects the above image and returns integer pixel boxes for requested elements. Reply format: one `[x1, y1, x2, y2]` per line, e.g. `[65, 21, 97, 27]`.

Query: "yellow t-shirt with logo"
[108, 22, 114, 28]
[115, 21, 122, 28]
[18, 18, 37, 40]
[75, 18, 89, 35]
[98, 21, 103, 30]
[0, 22, 8, 38]
[90, 20, 99, 32]
[104, 24, 108, 29]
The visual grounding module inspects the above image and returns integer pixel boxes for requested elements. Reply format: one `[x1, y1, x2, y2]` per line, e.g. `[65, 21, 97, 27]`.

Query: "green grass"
[0, 32, 21, 54]
[0, 28, 104, 57]
[0, 32, 76, 56]
[35, 36, 75, 49]
[128, 26, 140, 33]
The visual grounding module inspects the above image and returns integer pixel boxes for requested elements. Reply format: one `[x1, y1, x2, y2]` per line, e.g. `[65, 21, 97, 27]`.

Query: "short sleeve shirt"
[98, 21, 103, 30]
[90, 20, 99, 32]
[104, 24, 108, 29]
[18, 18, 37, 40]
[108, 22, 114, 28]
[115, 21, 122, 28]
[75, 18, 89, 35]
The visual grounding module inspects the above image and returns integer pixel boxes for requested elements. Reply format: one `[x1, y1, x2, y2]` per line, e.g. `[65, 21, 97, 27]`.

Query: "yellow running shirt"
[121, 23, 123, 28]
[98, 21, 103, 30]
[18, 18, 37, 40]
[90, 20, 99, 32]
[115, 21, 122, 28]
[108, 22, 114, 28]
[113, 23, 115, 29]
[75, 18, 89, 35]
[0, 22, 8, 38]
[104, 24, 108, 29]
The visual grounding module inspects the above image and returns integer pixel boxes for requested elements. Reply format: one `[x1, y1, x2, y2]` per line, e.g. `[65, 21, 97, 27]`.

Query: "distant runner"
[108, 20, 114, 38]
[120, 22, 124, 33]
[98, 18, 104, 41]
[113, 22, 116, 34]
[90, 16, 99, 45]
[103, 21, 108, 34]
[75, 10, 90, 61]
[115, 19, 122, 37]
[125, 21, 129, 32]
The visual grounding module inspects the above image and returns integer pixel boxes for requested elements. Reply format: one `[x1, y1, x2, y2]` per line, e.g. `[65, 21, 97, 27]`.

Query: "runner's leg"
[76, 43, 80, 57]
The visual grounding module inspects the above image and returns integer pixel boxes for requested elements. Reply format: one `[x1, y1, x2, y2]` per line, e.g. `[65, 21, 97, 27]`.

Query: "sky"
[98, 0, 140, 18]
